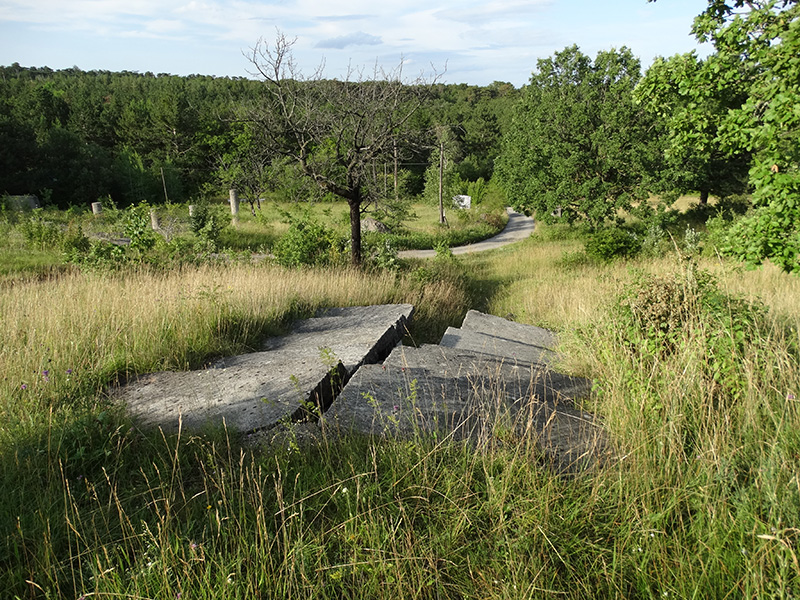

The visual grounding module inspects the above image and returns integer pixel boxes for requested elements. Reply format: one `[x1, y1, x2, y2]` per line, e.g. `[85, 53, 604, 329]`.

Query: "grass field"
[1, 207, 799, 598]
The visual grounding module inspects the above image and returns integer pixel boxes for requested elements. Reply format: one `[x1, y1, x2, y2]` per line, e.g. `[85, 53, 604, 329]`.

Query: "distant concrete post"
[229, 189, 239, 216]
[150, 209, 159, 230]
[91, 202, 103, 216]
[188, 204, 197, 218]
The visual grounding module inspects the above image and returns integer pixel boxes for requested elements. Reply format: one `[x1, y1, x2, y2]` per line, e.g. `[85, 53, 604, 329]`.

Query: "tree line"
[2, 0, 797, 270]
[0, 61, 517, 213]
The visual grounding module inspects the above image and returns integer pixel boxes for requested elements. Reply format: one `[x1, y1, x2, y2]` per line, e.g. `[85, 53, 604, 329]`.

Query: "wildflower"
[20, 384, 27, 390]
[393, 404, 400, 412]
[42, 370, 50, 382]
[66, 368, 73, 375]
[788, 392, 796, 401]
[190, 542, 198, 550]
[341, 486, 349, 495]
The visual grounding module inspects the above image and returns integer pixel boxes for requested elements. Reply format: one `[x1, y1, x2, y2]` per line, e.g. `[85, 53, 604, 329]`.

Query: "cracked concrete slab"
[324, 337, 606, 474]
[440, 310, 559, 366]
[113, 304, 414, 433]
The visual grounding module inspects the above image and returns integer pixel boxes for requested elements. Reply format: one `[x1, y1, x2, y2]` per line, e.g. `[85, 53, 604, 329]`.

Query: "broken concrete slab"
[264, 304, 414, 373]
[440, 310, 559, 366]
[461, 309, 557, 351]
[324, 343, 606, 473]
[114, 304, 414, 433]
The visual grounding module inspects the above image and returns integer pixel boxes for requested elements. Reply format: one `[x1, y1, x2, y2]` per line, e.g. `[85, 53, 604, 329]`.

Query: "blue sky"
[0, 0, 712, 86]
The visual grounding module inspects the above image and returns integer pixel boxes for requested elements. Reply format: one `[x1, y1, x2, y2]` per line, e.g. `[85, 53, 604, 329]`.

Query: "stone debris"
[115, 304, 608, 473]
[113, 304, 413, 433]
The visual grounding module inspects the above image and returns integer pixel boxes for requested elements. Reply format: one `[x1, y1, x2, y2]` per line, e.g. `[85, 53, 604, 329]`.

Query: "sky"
[0, 0, 713, 87]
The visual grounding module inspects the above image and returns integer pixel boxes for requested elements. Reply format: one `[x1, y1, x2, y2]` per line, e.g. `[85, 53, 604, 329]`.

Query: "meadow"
[1, 199, 799, 599]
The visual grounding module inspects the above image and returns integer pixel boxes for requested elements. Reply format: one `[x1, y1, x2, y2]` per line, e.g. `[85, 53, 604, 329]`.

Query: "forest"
[0, 62, 517, 210]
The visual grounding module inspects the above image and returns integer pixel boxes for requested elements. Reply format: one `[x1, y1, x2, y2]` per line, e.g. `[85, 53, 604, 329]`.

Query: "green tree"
[496, 45, 657, 226]
[650, 0, 800, 271]
[422, 125, 464, 223]
[244, 33, 437, 265]
[635, 51, 751, 204]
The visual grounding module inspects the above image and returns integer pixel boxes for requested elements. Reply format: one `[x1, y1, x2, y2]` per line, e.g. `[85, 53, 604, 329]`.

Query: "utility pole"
[393, 138, 399, 202]
[438, 139, 446, 224]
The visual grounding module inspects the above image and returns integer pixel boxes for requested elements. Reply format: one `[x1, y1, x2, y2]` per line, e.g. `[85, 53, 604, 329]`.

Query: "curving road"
[397, 208, 535, 259]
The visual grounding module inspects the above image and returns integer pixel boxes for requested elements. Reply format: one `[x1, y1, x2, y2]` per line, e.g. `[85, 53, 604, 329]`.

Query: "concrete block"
[324, 343, 605, 473]
[114, 304, 413, 433]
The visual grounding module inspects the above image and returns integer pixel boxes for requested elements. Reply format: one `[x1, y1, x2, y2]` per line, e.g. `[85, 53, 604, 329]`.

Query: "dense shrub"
[584, 227, 641, 262]
[272, 219, 345, 267]
[17, 209, 63, 251]
[614, 263, 777, 402]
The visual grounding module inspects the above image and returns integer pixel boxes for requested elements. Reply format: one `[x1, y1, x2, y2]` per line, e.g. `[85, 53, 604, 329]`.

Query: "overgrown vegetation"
[0, 198, 507, 276]
[2, 210, 799, 598]
[3, 1, 800, 595]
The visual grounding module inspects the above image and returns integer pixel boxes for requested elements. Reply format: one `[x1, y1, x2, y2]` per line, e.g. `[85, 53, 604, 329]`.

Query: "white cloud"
[0, 0, 710, 85]
[315, 31, 382, 49]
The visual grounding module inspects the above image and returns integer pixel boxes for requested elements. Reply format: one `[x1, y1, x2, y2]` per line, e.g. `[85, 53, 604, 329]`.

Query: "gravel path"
[397, 208, 535, 259]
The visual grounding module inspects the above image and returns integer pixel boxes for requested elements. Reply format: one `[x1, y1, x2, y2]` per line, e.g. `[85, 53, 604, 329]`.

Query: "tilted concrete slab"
[440, 311, 559, 367]
[324, 343, 606, 473]
[461, 310, 557, 350]
[263, 304, 414, 373]
[114, 304, 414, 433]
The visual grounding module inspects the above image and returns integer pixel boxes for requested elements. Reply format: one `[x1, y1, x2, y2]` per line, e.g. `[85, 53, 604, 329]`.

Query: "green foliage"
[66, 239, 127, 271]
[614, 263, 777, 401]
[422, 126, 466, 207]
[584, 227, 642, 262]
[273, 219, 345, 268]
[645, 0, 800, 272]
[364, 238, 400, 272]
[634, 51, 751, 203]
[122, 202, 157, 254]
[189, 203, 226, 253]
[17, 209, 63, 251]
[496, 45, 656, 226]
[371, 194, 416, 232]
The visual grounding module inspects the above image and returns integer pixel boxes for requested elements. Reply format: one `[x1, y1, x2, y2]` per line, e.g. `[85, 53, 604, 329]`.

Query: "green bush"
[273, 219, 344, 268]
[585, 227, 641, 262]
[122, 202, 157, 255]
[614, 263, 777, 402]
[18, 209, 63, 251]
[364, 238, 400, 271]
[189, 203, 227, 253]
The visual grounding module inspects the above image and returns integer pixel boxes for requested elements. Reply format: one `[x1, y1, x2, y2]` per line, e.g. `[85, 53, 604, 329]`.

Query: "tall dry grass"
[463, 226, 800, 597]
[4, 227, 800, 599]
[0, 263, 467, 437]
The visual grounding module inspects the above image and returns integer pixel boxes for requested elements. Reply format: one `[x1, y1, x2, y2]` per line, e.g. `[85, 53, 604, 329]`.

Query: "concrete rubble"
[114, 304, 414, 433]
[114, 305, 608, 473]
[324, 310, 606, 473]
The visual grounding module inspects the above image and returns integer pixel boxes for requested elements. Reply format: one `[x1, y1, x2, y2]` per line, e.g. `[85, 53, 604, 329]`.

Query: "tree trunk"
[349, 198, 362, 267]
[699, 189, 709, 205]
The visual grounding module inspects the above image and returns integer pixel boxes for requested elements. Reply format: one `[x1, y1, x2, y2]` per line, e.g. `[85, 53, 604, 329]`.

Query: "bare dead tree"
[243, 32, 440, 265]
